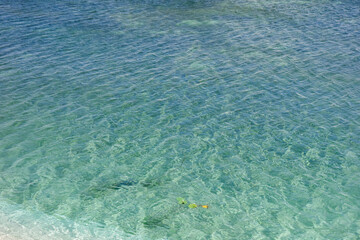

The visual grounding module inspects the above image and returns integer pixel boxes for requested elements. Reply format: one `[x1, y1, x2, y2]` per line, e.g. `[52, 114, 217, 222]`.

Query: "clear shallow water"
[0, 0, 360, 239]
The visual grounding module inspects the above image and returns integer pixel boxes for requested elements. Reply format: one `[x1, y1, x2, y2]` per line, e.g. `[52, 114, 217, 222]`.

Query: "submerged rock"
[142, 201, 182, 229]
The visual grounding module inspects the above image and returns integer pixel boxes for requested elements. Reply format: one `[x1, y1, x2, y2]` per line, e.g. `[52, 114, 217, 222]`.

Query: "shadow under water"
[122, 0, 224, 9]
[80, 178, 164, 200]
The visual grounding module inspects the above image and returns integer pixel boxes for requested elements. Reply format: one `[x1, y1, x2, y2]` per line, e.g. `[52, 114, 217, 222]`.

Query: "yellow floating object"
[188, 203, 197, 208]
[201, 205, 209, 209]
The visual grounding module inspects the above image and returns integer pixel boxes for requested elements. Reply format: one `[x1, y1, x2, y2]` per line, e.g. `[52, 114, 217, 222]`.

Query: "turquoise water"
[0, 0, 360, 239]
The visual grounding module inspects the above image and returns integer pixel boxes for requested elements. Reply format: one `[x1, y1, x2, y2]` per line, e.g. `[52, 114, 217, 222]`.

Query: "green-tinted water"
[0, 0, 359, 239]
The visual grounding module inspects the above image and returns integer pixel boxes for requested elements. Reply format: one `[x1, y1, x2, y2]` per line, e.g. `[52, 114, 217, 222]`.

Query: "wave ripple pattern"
[0, 0, 359, 239]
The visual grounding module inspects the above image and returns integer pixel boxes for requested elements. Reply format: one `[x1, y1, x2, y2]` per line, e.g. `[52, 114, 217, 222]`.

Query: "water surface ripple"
[0, 0, 360, 239]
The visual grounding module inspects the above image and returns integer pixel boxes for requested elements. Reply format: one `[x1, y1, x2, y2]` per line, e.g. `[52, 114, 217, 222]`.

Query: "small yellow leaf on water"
[201, 205, 209, 209]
